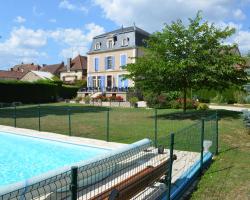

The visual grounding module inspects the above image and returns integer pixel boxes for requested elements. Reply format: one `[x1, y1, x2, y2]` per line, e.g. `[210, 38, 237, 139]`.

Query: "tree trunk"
[183, 87, 187, 113]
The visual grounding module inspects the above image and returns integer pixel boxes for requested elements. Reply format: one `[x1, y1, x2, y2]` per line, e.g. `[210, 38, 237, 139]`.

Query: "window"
[92, 76, 97, 87]
[95, 42, 101, 50]
[107, 56, 113, 69]
[122, 38, 129, 46]
[107, 39, 113, 48]
[97, 76, 101, 88]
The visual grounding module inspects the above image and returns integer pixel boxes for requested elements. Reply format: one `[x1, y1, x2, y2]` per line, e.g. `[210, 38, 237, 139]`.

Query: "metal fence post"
[167, 133, 174, 200]
[215, 111, 219, 155]
[68, 106, 71, 136]
[200, 118, 205, 175]
[14, 104, 16, 127]
[106, 108, 110, 142]
[154, 108, 158, 147]
[70, 166, 78, 200]
[38, 104, 41, 131]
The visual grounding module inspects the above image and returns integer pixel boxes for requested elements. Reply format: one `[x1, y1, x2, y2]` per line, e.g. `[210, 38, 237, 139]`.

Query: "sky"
[1, 0, 250, 69]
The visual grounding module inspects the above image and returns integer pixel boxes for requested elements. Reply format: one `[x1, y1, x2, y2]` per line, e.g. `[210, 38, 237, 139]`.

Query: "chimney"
[67, 58, 71, 72]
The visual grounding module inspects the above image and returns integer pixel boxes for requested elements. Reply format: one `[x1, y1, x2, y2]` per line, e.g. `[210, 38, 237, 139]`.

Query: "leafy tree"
[126, 12, 247, 111]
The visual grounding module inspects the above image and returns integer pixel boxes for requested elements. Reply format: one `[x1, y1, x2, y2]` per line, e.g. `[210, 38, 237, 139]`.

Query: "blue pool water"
[0, 132, 109, 186]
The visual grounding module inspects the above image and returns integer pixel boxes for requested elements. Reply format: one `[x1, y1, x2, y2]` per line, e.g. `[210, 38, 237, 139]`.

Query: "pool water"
[0, 132, 109, 186]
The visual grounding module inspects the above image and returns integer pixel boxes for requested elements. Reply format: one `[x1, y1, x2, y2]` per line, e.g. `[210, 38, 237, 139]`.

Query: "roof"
[12, 63, 41, 72]
[94, 26, 150, 39]
[30, 71, 54, 80]
[60, 55, 87, 72]
[88, 26, 150, 54]
[41, 62, 64, 74]
[0, 70, 26, 80]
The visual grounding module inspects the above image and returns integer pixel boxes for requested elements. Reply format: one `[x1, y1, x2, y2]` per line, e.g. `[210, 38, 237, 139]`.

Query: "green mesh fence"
[0, 103, 218, 152]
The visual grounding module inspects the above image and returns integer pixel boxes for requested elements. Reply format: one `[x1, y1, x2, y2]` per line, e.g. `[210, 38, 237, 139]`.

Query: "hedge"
[0, 80, 79, 103]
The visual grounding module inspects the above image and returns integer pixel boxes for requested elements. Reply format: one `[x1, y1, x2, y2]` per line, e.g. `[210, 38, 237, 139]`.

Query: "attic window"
[95, 42, 101, 50]
[107, 39, 114, 48]
[122, 37, 129, 46]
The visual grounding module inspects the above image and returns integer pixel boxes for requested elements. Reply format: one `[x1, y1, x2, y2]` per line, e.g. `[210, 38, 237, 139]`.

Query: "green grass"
[0, 103, 249, 199]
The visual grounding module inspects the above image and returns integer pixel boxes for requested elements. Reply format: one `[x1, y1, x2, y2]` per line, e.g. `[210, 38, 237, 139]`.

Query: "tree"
[126, 12, 247, 112]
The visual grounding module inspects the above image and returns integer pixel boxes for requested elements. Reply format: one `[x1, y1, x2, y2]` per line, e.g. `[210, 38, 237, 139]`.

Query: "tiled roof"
[12, 63, 41, 72]
[41, 62, 64, 75]
[0, 70, 26, 80]
[60, 55, 87, 72]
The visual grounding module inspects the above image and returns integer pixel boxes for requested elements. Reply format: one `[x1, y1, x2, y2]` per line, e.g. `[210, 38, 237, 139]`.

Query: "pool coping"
[0, 125, 126, 150]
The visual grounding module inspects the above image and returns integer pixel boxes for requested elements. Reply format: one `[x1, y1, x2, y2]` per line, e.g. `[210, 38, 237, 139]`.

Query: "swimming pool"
[0, 131, 109, 186]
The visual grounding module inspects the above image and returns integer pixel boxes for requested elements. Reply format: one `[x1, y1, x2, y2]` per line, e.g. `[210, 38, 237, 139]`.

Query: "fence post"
[106, 108, 110, 142]
[70, 166, 78, 200]
[38, 104, 41, 131]
[14, 104, 16, 127]
[200, 118, 205, 175]
[154, 108, 158, 147]
[68, 106, 71, 136]
[215, 111, 219, 155]
[166, 133, 174, 200]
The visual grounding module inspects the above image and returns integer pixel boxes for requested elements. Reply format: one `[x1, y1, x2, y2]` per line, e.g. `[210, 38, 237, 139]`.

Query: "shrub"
[170, 98, 198, 109]
[83, 96, 91, 104]
[197, 103, 209, 110]
[234, 91, 246, 104]
[0, 80, 79, 103]
[129, 97, 139, 107]
[116, 96, 124, 102]
[74, 96, 82, 103]
[170, 100, 182, 109]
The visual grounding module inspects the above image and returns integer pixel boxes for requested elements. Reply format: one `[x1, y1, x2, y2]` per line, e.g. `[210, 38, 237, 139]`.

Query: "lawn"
[0, 103, 249, 199]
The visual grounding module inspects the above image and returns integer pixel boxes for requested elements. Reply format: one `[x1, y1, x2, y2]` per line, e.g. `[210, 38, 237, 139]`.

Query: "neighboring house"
[0, 70, 26, 80]
[41, 62, 65, 77]
[21, 71, 54, 82]
[60, 55, 87, 83]
[84, 25, 150, 99]
[11, 63, 41, 73]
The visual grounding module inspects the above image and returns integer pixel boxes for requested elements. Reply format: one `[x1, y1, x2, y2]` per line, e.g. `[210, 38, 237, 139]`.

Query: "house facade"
[60, 55, 87, 83]
[85, 26, 149, 97]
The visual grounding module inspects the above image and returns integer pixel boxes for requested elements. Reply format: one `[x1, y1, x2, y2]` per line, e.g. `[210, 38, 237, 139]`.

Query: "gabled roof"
[41, 62, 64, 75]
[0, 70, 26, 80]
[30, 71, 54, 80]
[60, 55, 87, 72]
[12, 63, 41, 72]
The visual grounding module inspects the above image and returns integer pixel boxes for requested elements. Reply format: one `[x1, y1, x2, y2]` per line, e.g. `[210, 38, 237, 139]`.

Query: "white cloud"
[233, 9, 246, 20]
[93, 0, 247, 32]
[50, 23, 105, 58]
[32, 6, 44, 16]
[233, 31, 250, 53]
[14, 16, 26, 23]
[0, 23, 105, 68]
[49, 19, 57, 23]
[59, 0, 88, 13]
[0, 27, 48, 68]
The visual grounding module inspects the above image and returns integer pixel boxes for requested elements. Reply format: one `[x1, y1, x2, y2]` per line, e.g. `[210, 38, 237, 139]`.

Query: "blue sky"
[1, 0, 250, 69]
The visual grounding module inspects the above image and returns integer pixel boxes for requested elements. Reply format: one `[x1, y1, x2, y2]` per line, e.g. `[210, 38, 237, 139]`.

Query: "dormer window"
[107, 39, 113, 48]
[122, 37, 129, 46]
[95, 42, 101, 50]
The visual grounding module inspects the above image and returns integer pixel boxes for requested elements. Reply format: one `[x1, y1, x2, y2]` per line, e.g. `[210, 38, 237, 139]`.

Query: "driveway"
[209, 105, 250, 112]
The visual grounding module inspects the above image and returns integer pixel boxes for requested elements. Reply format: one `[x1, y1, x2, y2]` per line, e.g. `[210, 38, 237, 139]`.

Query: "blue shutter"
[124, 78, 128, 87]
[101, 76, 105, 91]
[88, 76, 93, 87]
[105, 57, 107, 70]
[94, 58, 99, 71]
[118, 75, 122, 89]
[121, 55, 127, 67]
[112, 56, 115, 69]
